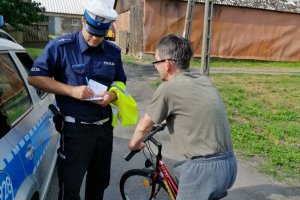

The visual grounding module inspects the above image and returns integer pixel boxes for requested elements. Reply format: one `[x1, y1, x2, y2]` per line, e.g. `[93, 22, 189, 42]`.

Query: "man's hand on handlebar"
[125, 121, 167, 161]
[128, 141, 145, 151]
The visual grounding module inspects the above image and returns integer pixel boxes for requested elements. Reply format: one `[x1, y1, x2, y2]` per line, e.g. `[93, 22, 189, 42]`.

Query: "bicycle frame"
[124, 123, 178, 200]
[157, 160, 178, 199]
[144, 135, 178, 200]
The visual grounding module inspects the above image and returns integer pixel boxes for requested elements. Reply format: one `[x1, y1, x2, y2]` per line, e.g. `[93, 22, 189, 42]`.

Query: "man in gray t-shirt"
[128, 34, 237, 200]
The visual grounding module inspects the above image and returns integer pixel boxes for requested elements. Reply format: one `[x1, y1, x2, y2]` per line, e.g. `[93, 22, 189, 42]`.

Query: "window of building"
[72, 19, 79, 26]
[0, 53, 32, 138]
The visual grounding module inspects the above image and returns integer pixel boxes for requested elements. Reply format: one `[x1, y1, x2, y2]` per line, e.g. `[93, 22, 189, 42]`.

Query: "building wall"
[117, 0, 300, 61]
[115, 0, 130, 13]
[48, 15, 81, 36]
[116, 11, 130, 32]
[115, 0, 144, 57]
[130, 2, 144, 56]
[61, 17, 82, 35]
[48, 16, 55, 34]
[143, 0, 190, 55]
[54, 17, 61, 35]
[115, 11, 130, 54]
[211, 6, 300, 62]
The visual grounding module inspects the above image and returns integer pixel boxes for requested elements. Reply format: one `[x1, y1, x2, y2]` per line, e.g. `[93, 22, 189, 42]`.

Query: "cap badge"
[96, 16, 105, 23]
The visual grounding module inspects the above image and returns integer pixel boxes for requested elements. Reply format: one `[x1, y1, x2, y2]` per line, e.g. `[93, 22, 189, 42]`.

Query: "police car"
[0, 17, 59, 200]
[0, 29, 17, 43]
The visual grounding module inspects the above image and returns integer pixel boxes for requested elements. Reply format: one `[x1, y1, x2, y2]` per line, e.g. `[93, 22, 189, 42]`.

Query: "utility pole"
[201, 0, 214, 76]
[183, 0, 195, 39]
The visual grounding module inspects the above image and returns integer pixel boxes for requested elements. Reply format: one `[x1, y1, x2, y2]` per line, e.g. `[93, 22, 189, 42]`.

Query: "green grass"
[211, 74, 300, 186]
[190, 58, 300, 68]
[122, 54, 152, 66]
[27, 48, 44, 60]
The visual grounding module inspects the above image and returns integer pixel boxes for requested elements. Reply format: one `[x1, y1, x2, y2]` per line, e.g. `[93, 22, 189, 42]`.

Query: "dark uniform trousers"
[57, 119, 113, 200]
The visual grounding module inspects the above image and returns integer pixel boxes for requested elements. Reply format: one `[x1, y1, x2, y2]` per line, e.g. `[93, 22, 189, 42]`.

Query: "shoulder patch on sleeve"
[55, 34, 75, 46]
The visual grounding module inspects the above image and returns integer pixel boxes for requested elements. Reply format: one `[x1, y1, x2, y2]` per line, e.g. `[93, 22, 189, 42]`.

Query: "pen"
[85, 77, 89, 85]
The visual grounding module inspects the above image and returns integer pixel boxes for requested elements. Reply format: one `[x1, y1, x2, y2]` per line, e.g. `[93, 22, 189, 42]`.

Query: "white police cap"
[82, 0, 117, 22]
[82, 0, 117, 36]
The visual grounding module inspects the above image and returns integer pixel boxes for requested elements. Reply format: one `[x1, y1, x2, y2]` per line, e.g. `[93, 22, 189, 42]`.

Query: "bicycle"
[119, 123, 228, 200]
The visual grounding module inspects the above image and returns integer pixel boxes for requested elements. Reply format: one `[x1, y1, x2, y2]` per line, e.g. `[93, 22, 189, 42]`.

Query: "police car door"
[0, 46, 59, 199]
[0, 51, 34, 199]
[11, 50, 59, 199]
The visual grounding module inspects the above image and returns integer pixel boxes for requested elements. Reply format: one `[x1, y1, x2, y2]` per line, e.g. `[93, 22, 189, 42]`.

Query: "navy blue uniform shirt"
[29, 31, 126, 122]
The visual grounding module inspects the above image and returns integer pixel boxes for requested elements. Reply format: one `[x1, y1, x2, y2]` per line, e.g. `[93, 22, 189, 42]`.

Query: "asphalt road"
[46, 134, 300, 200]
[46, 135, 177, 200]
[46, 64, 300, 200]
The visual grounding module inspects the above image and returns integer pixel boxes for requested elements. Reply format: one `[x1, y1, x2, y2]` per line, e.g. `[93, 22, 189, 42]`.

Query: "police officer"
[28, 0, 126, 199]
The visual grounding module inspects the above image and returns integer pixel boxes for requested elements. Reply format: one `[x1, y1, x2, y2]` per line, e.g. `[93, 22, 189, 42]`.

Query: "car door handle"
[25, 144, 34, 160]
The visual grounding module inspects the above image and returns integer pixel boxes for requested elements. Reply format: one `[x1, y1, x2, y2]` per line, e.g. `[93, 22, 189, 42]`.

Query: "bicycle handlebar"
[124, 123, 167, 161]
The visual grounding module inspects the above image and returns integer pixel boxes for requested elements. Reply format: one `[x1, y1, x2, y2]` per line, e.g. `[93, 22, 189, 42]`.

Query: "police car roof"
[0, 38, 25, 51]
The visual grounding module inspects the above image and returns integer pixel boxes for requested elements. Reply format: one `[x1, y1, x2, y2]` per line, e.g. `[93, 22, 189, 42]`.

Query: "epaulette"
[55, 34, 75, 46]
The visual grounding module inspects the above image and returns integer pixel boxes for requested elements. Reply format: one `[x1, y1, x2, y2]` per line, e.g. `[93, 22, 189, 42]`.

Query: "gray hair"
[156, 34, 193, 70]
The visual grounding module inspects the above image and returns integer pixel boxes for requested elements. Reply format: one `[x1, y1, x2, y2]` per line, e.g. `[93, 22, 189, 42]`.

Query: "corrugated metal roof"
[36, 0, 300, 15]
[183, 0, 300, 14]
[34, 0, 84, 15]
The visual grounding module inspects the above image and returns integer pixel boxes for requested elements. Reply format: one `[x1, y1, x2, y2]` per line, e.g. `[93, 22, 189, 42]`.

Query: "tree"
[0, 0, 46, 30]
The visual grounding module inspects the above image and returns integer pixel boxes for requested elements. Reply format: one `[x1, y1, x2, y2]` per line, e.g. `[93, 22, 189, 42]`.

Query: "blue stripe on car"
[0, 111, 52, 198]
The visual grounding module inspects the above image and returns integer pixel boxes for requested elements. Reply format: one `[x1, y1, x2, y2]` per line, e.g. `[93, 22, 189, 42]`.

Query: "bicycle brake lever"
[124, 149, 140, 161]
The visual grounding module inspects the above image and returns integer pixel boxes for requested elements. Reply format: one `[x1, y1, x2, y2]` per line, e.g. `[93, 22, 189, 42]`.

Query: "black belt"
[191, 151, 233, 160]
[191, 152, 222, 159]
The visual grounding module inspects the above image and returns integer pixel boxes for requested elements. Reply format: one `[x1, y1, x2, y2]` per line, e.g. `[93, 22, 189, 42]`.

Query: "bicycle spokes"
[120, 169, 171, 200]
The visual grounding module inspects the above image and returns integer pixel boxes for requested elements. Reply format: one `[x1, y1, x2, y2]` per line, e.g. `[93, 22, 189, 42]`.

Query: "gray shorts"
[173, 151, 237, 200]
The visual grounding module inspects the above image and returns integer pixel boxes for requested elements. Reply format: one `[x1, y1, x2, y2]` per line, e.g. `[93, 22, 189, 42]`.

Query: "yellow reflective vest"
[109, 81, 138, 127]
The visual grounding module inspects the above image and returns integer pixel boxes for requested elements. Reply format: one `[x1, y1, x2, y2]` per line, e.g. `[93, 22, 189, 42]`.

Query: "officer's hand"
[71, 85, 94, 100]
[93, 91, 116, 107]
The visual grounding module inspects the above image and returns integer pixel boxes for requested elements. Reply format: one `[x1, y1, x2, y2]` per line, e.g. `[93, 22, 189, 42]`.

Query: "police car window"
[0, 54, 32, 138]
[15, 52, 47, 98]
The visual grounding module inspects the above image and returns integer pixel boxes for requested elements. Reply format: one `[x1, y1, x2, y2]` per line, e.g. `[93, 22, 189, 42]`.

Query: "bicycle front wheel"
[120, 168, 171, 200]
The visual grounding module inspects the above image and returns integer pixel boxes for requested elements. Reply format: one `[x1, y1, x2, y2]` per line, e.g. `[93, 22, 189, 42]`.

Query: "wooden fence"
[5, 23, 49, 46]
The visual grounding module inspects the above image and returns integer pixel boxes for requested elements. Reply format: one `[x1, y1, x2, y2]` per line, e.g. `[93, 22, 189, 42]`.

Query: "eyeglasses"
[152, 59, 177, 66]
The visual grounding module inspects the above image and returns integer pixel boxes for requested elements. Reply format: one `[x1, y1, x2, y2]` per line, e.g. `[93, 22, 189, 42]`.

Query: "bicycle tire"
[120, 168, 171, 200]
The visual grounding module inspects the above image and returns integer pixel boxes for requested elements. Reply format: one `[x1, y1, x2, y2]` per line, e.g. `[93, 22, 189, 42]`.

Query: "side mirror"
[0, 16, 4, 27]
